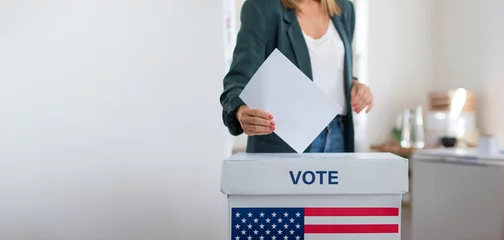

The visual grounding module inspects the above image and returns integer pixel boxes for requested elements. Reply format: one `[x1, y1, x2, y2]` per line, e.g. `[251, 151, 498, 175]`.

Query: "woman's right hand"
[236, 106, 275, 136]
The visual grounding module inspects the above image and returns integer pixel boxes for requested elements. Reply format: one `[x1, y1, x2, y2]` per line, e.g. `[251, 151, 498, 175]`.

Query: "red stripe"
[304, 224, 399, 234]
[304, 208, 399, 217]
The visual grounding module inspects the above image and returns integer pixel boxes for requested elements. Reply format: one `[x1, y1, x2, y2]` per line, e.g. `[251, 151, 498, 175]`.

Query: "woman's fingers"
[237, 107, 275, 136]
[246, 108, 273, 120]
[353, 86, 372, 113]
[244, 124, 274, 136]
[353, 88, 366, 112]
[351, 80, 375, 113]
[355, 93, 366, 112]
[242, 115, 274, 127]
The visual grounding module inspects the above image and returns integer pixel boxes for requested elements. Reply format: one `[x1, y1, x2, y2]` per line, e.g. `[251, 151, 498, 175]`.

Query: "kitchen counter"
[411, 148, 504, 240]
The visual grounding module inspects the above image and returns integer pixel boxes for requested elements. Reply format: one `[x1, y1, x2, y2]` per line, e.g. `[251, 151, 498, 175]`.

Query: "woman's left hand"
[350, 80, 373, 113]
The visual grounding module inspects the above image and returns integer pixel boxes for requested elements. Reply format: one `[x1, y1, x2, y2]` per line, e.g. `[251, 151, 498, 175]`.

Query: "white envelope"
[239, 49, 342, 153]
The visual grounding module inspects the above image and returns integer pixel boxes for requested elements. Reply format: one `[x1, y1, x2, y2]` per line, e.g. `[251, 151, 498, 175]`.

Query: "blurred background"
[0, 0, 503, 239]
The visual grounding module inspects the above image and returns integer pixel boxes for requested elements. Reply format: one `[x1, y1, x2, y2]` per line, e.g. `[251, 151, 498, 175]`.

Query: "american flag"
[231, 207, 400, 240]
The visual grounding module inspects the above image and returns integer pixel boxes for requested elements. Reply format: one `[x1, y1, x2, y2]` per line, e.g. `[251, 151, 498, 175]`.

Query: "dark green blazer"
[220, 0, 356, 153]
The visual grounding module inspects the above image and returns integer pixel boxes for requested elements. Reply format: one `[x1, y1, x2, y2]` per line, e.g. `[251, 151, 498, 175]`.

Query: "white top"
[303, 22, 347, 115]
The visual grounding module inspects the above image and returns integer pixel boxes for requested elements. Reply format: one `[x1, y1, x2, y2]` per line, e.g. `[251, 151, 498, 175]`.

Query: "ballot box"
[221, 153, 409, 240]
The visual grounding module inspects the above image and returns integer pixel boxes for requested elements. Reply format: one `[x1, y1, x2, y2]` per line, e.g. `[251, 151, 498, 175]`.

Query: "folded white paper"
[239, 49, 342, 153]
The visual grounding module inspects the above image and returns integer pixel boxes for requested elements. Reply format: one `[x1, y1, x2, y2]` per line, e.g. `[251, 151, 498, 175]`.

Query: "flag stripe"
[304, 224, 399, 234]
[305, 216, 400, 225]
[304, 234, 400, 240]
[305, 208, 399, 217]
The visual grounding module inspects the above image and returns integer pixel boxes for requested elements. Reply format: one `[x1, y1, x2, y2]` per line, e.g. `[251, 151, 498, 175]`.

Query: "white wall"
[0, 1, 227, 239]
[365, 0, 435, 146]
[481, 0, 504, 142]
[433, 0, 504, 144]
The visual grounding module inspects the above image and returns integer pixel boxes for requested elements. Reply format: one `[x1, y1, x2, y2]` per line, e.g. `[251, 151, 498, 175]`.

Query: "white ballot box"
[221, 153, 409, 240]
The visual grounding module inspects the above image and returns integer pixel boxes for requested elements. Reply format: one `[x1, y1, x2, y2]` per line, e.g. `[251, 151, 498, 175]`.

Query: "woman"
[220, 0, 373, 153]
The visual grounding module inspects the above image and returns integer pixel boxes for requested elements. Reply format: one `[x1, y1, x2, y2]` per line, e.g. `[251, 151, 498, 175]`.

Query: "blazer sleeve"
[220, 0, 267, 136]
[343, 1, 358, 80]
[346, 1, 356, 43]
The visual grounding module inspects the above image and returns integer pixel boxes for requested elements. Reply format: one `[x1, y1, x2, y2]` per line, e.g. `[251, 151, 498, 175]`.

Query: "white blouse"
[302, 21, 347, 115]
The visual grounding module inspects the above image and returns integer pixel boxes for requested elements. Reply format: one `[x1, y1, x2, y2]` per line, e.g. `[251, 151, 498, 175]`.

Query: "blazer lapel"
[331, 15, 353, 94]
[284, 9, 313, 80]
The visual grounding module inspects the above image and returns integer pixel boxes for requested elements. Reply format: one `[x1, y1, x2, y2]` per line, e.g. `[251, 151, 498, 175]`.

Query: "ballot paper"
[239, 49, 342, 153]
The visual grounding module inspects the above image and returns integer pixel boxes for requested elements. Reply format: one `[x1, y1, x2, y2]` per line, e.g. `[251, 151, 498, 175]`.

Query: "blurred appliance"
[400, 106, 425, 149]
[425, 89, 478, 147]
[411, 148, 504, 240]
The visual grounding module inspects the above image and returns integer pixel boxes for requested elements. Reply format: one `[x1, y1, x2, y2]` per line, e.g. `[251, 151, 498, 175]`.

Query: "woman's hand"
[350, 80, 373, 113]
[236, 106, 275, 136]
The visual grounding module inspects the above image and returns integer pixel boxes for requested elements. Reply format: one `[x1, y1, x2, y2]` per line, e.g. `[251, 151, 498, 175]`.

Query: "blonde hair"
[282, 0, 341, 16]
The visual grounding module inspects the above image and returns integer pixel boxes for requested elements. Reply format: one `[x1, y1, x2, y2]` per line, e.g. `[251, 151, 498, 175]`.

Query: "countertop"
[413, 148, 504, 167]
